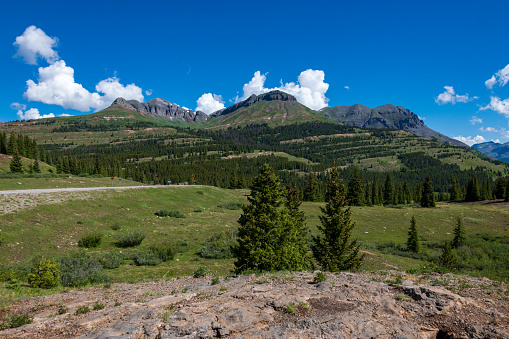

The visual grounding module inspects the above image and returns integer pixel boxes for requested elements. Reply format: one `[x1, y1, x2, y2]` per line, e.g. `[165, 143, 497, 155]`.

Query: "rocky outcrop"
[1, 271, 507, 338]
[112, 97, 207, 123]
[320, 104, 467, 147]
[211, 90, 297, 118]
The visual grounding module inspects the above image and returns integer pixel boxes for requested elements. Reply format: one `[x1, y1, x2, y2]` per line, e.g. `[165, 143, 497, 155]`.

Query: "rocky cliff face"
[1, 271, 507, 338]
[320, 104, 467, 147]
[112, 97, 207, 123]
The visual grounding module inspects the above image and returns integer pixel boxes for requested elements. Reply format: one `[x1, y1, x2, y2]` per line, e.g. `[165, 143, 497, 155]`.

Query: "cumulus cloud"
[344, 86, 350, 90]
[196, 93, 225, 114]
[453, 135, 486, 146]
[16, 107, 55, 120]
[232, 69, 330, 110]
[485, 64, 509, 89]
[480, 96, 509, 118]
[470, 116, 482, 124]
[10, 102, 26, 111]
[145, 89, 153, 96]
[480, 127, 498, 133]
[13, 26, 59, 65]
[435, 86, 478, 105]
[24, 60, 144, 112]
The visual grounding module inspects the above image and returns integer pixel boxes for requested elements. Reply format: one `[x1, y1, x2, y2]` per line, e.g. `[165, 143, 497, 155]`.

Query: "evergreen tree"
[33, 159, 41, 173]
[449, 178, 462, 202]
[383, 173, 395, 205]
[9, 149, 23, 173]
[420, 175, 435, 207]
[303, 172, 320, 201]
[465, 175, 480, 202]
[407, 216, 420, 253]
[452, 217, 466, 248]
[403, 181, 411, 204]
[347, 167, 364, 206]
[371, 177, 379, 205]
[237, 172, 246, 188]
[233, 164, 311, 273]
[311, 168, 364, 271]
[439, 240, 457, 269]
[505, 180, 509, 202]
[494, 178, 507, 199]
[364, 181, 372, 206]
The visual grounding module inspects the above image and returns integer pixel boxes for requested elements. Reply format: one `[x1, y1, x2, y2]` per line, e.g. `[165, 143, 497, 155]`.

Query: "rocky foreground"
[0, 271, 507, 338]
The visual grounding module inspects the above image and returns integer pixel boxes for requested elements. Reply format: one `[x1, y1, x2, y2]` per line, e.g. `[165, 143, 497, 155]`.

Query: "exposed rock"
[320, 104, 468, 147]
[1, 271, 507, 338]
[111, 97, 207, 123]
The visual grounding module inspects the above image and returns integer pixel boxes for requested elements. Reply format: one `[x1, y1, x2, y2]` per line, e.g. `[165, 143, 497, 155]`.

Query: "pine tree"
[347, 167, 364, 206]
[371, 177, 379, 205]
[494, 178, 507, 199]
[383, 173, 395, 205]
[403, 181, 411, 204]
[452, 217, 466, 248]
[311, 168, 364, 271]
[233, 164, 311, 273]
[303, 173, 320, 201]
[9, 149, 23, 173]
[420, 175, 436, 207]
[505, 181, 509, 202]
[465, 175, 480, 202]
[364, 181, 372, 206]
[450, 178, 462, 202]
[407, 216, 420, 253]
[439, 240, 457, 269]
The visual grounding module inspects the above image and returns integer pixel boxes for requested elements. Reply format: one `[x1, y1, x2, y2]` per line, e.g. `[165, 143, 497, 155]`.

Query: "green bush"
[0, 313, 33, 330]
[98, 252, 124, 269]
[78, 231, 102, 248]
[211, 277, 220, 285]
[76, 305, 90, 315]
[149, 242, 178, 262]
[0, 229, 4, 246]
[193, 266, 208, 278]
[218, 202, 243, 210]
[155, 209, 170, 217]
[115, 230, 146, 247]
[133, 250, 162, 266]
[28, 257, 60, 289]
[313, 271, 327, 283]
[57, 251, 109, 287]
[198, 231, 237, 259]
[155, 210, 185, 218]
[93, 302, 104, 311]
[111, 223, 121, 231]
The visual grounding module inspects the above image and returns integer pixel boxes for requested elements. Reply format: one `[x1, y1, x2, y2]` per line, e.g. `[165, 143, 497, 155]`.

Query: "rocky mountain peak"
[215, 90, 297, 117]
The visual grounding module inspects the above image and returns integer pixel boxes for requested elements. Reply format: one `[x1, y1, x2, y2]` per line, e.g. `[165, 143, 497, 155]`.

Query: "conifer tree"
[450, 178, 462, 202]
[303, 172, 320, 202]
[371, 177, 379, 205]
[439, 240, 457, 269]
[364, 181, 372, 206]
[420, 175, 435, 207]
[311, 168, 364, 271]
[383, 173, 395, 205]
[407, 216, 420, 253]
[452, 217, 466, 248]
[237, 172, 246, 188]
[347, 167, 364, 206]
[233, 164, 311, 272]
[494, 178, 507, 199]
[403, 181, 411, 204]
[465, 175, 480, 202]
[505, 181, 509, 202]
[9, 149, 23, 173]
[33, 158, 41, 173]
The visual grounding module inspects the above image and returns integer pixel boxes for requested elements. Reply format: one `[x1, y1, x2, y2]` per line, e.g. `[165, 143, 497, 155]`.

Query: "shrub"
[0, 229, 4, 246]
[78, 231, 102, 248]
[211, 277, 220, 285]
[115, 230, 146, 247]
[98, 252, 124, 269]
[149, 242, 178, 262]
[155, 209, 170, 217]
[57, 251, 109, 287]
[28, 257, 60, 289]
[75, 305, 90, 315]
[155, 210, 185, 218]
[0, 313, 33, 330]
[218, 202, 243, 210]
[198, 231, 237, 259]
[193, 266, 207, 278]
[111, 223, 121, 231]
[57, 305, 68, 315]
[313, 271, 327, 283]
[93, 302, 104, 311]
[133, 250, 162, 266]
[285, 302, 296, 314]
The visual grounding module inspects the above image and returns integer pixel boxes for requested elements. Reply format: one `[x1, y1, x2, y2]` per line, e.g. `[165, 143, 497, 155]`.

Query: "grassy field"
[0, 184, 507, 289]
[0, 176, 143, 190]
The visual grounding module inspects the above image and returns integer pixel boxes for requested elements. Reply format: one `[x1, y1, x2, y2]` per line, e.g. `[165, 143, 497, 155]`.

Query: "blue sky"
[1, 0, 509, 145]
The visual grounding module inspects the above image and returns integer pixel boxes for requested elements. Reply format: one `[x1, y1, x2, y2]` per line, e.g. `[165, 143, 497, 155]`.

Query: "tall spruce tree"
[440, 240, 457, 269]
[303, 172, 320, 201]
[420, 175, 436, 207]
[347, 167, 364, 206]
[9, 149, 23, 173]
[311, 168, 364, 271]
[465, 175, 480, 202]
[233, 164, 311, 273]
[505, 181, 509, 202]
[452, 217, 466, 248]
[383, 173, 395, 205]
[407, 216, 420, 253]
[449, 178, 462, 202]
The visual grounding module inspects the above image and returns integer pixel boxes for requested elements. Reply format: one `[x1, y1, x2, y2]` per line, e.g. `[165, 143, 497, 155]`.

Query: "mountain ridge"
[473, 141, 509, 163]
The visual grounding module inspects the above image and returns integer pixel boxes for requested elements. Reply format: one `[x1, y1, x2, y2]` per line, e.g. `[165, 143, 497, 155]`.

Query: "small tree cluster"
[28, 257, 60, 289]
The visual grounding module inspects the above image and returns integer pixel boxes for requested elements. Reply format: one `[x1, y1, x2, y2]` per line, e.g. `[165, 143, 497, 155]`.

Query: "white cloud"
[470, 116, 482, 124]
[58, 113, 72, 117]
[344, 86, 350, 90]
[10, 102, 26, 111]
[13, 26, 59, 65]
[480, 126, 498, 133]
[24, 60, 143, 112]
[417, 115, 426, 121]
[435, 86, 478, 105]
[196, 93, 225, 114]
[485, 64, 509, 89]
[145, 89, 153, 96]
[16, 107, 55, 120]
[480, 96, 509, 118]
[493, 139, 501, 143]
[232, 69, 330, 110]
[453, 135, 486, 146]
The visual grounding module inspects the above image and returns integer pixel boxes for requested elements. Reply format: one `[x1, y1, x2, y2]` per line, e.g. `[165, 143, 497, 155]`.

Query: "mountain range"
[110, 90, 467, 147]
[473, 141, 509, 163]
